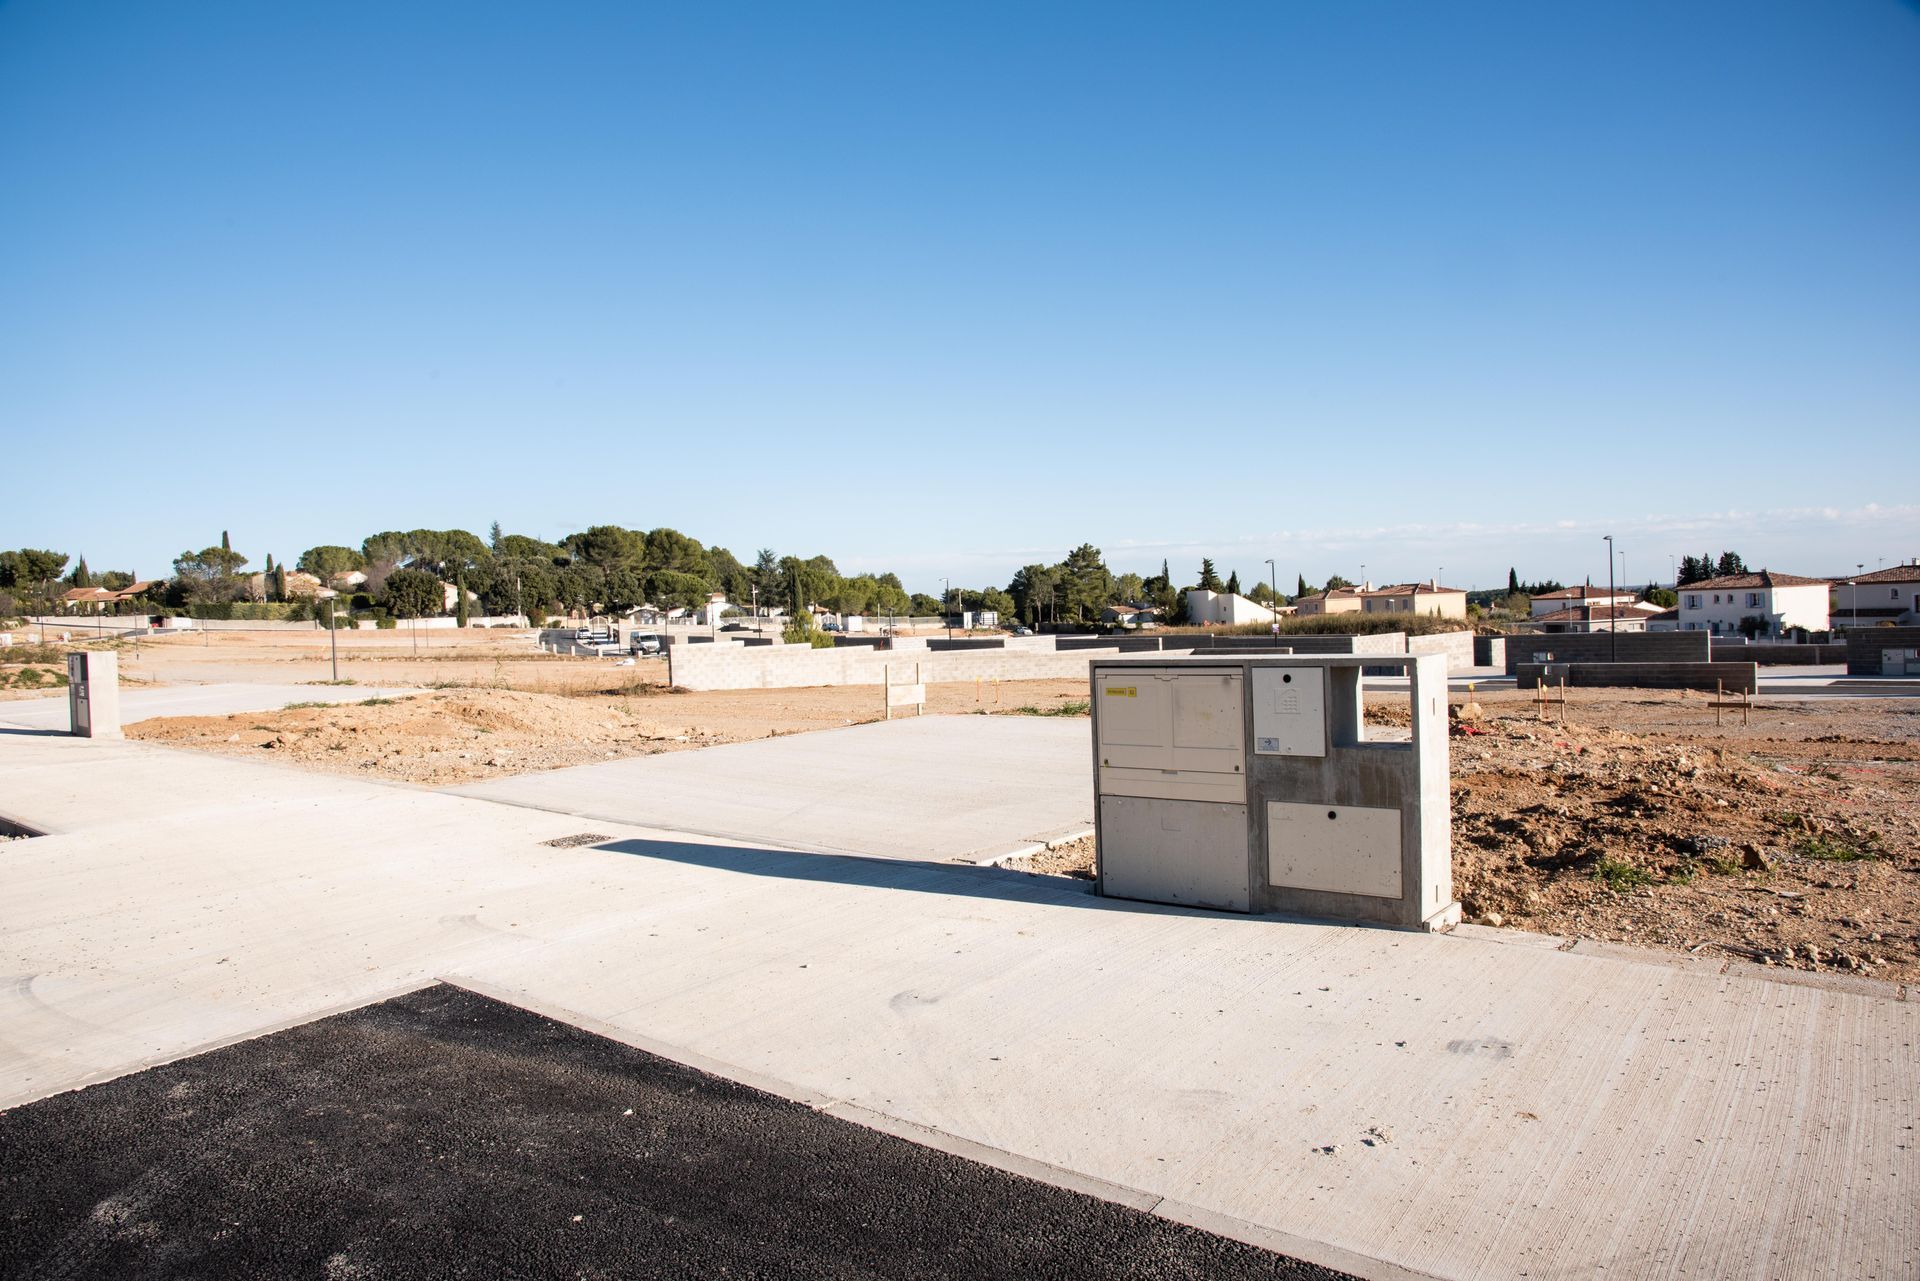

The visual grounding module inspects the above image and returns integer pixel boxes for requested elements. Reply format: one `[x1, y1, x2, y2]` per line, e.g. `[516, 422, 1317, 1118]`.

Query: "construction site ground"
[14, 628, 1919, 986]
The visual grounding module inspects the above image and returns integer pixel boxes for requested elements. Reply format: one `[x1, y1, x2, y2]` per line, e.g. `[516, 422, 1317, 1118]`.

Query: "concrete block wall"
[1515, 661, 1758, 693]
[1504, 631, 1708, 677]
[1473, 636, 1507, 667]
[668, 640, 1118, 691]
[1406, 631, 1475, 671]
[1847, 626, 1920, 676]
[1719, 642, 1848, 666]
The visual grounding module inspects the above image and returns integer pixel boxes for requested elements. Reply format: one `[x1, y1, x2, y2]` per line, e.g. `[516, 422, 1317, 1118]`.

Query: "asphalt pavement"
[0, 984, 1353, 1281]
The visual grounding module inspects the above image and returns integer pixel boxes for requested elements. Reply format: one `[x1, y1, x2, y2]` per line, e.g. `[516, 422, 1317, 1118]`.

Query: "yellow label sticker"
[1106, 686, 1136, 697]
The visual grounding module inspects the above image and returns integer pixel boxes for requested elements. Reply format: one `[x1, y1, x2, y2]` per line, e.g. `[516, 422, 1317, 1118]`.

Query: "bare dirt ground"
[1008, 688, 1920, 985]
[126, 678, 1094, 785]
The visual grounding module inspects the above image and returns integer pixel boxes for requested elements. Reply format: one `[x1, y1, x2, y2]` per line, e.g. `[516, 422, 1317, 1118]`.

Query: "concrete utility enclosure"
[65, 650, 120, 739]
[1091, 654, 1457, 930]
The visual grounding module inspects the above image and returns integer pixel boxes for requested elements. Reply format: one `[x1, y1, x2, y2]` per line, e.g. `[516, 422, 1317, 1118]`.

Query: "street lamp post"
[943, 577, 952, 641]
[1603, 535, 1617, 662]
[327, 597, 340, 683]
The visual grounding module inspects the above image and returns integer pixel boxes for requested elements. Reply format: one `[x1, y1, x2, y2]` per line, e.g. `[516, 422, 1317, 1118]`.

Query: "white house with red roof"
[1676, 570, 1829, 637]
[1830, 562, 1920, 628]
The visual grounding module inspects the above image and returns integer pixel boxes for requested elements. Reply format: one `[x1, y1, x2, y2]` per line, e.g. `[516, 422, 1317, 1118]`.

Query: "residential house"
[1532, 604, 1659, 635]
[1184, 588, 1277, 627]
[1676, 570, 1829, 637]
[1360, 581, 1468, 620]
[1292, 586, 1363, 616]
[1830, 563, 1920, 629]
[60, 581, 165, 613]
[1528, 586, 1638, 620]
[243, 569, 334, 600]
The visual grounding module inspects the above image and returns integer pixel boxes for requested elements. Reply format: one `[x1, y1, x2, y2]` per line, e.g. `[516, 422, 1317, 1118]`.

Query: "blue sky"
[3, 0, 1916, 593]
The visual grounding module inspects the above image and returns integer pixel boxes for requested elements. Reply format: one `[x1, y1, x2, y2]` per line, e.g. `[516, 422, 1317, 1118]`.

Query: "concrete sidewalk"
[1, 731, 1913, 1281]
[0, 682, 429, 731]
[445, 714, 1094, 863]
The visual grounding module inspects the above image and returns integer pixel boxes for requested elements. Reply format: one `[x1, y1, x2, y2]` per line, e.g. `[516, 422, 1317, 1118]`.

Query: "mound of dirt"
[1024, 697, 1920, 985]
[126, 689, 735, 785]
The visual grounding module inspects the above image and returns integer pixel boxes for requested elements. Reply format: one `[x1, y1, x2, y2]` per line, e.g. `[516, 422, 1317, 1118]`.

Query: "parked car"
[628, 632, 663, 656]
[1010, 625, 1034, 636]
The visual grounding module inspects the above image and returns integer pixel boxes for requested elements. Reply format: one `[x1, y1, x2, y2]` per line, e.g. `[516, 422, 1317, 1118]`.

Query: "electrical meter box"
[66, 649, 122, 739]
[1091, 653, 1457, 931]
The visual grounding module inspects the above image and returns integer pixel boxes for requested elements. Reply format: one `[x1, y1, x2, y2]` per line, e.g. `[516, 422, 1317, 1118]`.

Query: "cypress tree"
[221, 530, 231, 552]
[456, 569, 470, 627]
[1508, 567, 1519, 594]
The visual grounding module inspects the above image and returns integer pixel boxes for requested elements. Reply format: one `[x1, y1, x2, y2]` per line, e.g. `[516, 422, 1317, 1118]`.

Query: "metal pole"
[944, 577, 952, 640]
[1266, 558, 1277, 608]
[329, 598, 339, 682]
[1604, 535, 1616, 662]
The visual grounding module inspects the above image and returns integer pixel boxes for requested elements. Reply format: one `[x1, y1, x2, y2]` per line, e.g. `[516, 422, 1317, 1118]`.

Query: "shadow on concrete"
[0, 726, 73, 738]
[593, 836, 1241, 920]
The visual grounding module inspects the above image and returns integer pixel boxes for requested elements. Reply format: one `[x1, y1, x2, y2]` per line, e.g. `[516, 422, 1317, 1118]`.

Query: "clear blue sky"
[4, 0, 1917, 593]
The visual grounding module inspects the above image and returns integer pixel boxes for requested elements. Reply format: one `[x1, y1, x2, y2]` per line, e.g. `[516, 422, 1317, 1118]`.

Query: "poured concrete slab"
[444, 714, 1094, 863]
[0, 682, 428, 731]
[1, 732, 1914, 1281]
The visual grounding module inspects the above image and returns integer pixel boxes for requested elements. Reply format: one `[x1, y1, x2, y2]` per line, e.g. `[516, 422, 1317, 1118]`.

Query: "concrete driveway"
[445, 714, 1094, 863]
[0, 682, 428, 731]
[2, 731, 1914, 1281]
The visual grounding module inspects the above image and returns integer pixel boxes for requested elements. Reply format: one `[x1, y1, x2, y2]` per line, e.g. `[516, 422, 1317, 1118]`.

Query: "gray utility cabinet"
[1089, 654, 1457, 931]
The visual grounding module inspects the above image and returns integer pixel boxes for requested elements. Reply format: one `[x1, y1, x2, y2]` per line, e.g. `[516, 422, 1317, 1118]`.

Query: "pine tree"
[1197, 558, 1222, 592]
[1225, 570, 1241, 595]
[72, 556, 91, 588]
[489, 521, 504, 553]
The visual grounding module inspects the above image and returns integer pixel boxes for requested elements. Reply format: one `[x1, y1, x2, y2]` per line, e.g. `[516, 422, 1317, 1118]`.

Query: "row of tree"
[12, 529, 1729, 627]
[1677, 552, 1748, 586]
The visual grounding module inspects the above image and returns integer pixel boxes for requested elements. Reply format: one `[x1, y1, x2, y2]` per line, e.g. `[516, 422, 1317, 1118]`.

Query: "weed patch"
[1594, 857, 1654, 892]
[1008, 701, 1090, 717]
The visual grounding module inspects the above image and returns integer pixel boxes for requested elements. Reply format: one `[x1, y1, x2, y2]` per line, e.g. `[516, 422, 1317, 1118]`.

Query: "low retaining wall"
[1847, 626, 1920, 676]
[1505, 631, 1708, 677]
[668, 641, 1118, 691]
[1515, 661, 1758, 693]
[1406, 631, 1475, 671]
[1713, 642, 1848, 666]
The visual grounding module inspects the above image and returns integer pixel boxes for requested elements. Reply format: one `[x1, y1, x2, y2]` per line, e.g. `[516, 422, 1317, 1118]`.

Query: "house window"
[1746, 593, 1761, 608]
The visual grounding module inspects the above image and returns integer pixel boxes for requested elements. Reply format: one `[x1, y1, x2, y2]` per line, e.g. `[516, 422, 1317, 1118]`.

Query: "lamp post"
[1603, 535, 1617, 661]
[943, 577, 952, 640]
[751, 585, 760, 636]
[327, 596, 340, 683]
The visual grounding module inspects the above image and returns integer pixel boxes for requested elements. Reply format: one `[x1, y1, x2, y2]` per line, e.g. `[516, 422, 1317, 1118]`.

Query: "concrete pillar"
[67, 650, 122, 739]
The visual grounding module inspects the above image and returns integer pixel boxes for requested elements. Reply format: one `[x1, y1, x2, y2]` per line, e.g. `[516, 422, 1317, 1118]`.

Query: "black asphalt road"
[0, 985, 1356, 1280]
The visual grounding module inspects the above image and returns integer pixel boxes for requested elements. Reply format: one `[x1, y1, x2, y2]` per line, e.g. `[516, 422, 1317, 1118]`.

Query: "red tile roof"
[1680, 570, 1827, 591]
